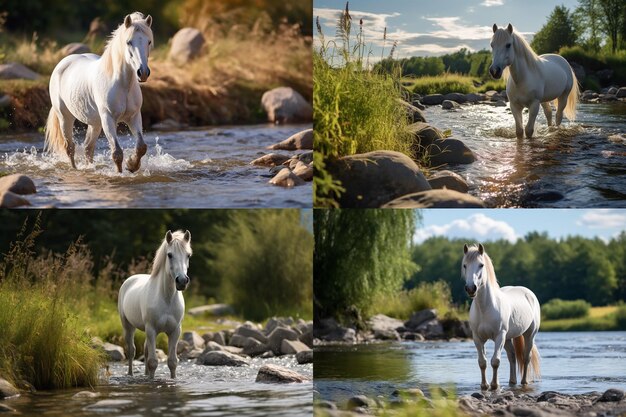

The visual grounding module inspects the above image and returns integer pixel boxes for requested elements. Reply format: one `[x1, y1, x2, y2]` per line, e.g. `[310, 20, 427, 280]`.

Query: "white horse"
[45, 12, 153, 173]
[462, 243, 541, 390]
[118, 230, 192, 379]
[489, 24, 579, 139]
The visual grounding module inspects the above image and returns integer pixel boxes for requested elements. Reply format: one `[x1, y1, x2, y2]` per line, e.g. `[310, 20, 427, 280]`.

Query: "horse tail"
[530, 344, 541, 381]
[564, 68, 579, 121]
[513, 335, 525, 377]
[44, 108, 65, 155]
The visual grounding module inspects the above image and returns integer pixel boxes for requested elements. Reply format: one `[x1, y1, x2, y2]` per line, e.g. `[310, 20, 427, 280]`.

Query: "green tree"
[598, 0, 623, 53]
[574, 0, 603, 50]
[314, 209, 420, 319]
[531, 5, 578, 54]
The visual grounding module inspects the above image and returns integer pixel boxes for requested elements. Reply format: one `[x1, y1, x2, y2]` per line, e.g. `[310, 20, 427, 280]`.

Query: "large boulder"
[255, 364, 310, 383]
[404, 309, 437, 330]
[296, 350, 313, 364]
[420, 94, 445, 105]
[251, 153, 291, 167]
[0, 378, 19, 399]
[314, 318, 357, 343]
[0, 191, 30, 208]
[234, 326, 268, 344]
[427, 170, 469, 193]
[281, 339, 310, 355]
[0, 62, 40, 80]
[616, 87, 626, 99]
[103, 342, 125, 361]
[242, 338, 270, 357]
[169, 28, 205, 64]
[443, 93, 467, 104]
[182, 331, 205, 350]
[292, 161, 313, 181]
[441, 100, 460, 110]
[268, 129, 313, 151]
[368, 314, 404, 334]
[398, 99, 426, 123]
[415, 319, 445, 339]
[60, 43, 90, 56]
[268, 326, 299, 355]
[409, 122, 444, 145]
[196, 350, 249, 366]
[0, 174, 36, 195]
[269, 168, 305, 187]
[464, 93, 485, 103]
[382, 189, 485, 208]
[261, 87, 312, 123]
[327, 150, 431, 208]
[409, 124, 475, 165]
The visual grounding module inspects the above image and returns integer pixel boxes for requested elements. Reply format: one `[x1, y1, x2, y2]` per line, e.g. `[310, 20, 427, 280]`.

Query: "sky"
[314, 0, 581, 58]
[414, 209, 626, 244]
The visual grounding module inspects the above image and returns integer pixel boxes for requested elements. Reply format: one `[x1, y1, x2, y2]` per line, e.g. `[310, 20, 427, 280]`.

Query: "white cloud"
[424, 17, 493, 40]
[414, 214, 518, 243]
[403, 43, 476, 54]
[576, 209, 626, 229]
[481, 0, 504, 6]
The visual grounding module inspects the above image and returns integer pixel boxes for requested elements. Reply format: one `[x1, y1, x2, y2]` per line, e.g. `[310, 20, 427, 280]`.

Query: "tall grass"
[314, 4, 414, 206]
[541, 298, 591, 320]
[406, 74, 506, 95]
[614, 304, 626, 330]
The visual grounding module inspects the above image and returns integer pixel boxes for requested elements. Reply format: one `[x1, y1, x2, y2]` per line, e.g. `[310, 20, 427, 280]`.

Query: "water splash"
[492, 124, 587, 139]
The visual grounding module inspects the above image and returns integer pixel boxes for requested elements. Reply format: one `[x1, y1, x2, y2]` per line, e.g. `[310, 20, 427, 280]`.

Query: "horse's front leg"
[126, 112, 147, 173]
[167, 325, 181, 379]
[509, 101, 524, 140]
[121, 319, 136, 376]
[145, 325, 158, 379]
[503, 338, 517, 385]
[100, 112, 123, 173]
[473, 338, 489, 391]
[84, 123, 102, 164]
[541, 102, 553, 127]
[525, 101, 540, 138]
[490, 330, 507, 390]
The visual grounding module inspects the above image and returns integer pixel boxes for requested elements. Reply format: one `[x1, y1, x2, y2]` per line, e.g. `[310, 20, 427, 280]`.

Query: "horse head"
[165, 230, 192, 291]
[462, 243, 487, 298]
[489, 23, 514, 79]
[122, 12, 153, 82]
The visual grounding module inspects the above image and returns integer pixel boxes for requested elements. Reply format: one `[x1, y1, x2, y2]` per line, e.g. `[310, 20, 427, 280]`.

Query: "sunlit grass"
[541, 306, 621, 331]
[404, 74, 506, 95]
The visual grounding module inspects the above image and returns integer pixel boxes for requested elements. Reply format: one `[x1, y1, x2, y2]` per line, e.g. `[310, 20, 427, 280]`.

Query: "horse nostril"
[146, 68, 151, 77]
[137, 69, 142, 78]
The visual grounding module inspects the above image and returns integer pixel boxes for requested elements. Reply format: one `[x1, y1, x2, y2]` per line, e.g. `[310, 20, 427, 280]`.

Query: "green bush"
[409, 74, 475, 95]
[542, 298, 591, 320]
[615, 305, 626, 330]
[372, 281, 458, 319]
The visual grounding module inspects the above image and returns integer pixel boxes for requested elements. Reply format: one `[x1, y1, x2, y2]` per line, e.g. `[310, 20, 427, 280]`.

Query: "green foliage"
[573, 0, 604, 50]
[214, 210, 313, 321]
[408, 74, 476, 95]
[542, 299, 591, 320]
[531, 5, 578, 54]
[313, 5, 414, 207]
[314, 209, 420, 319]
[598, 0, 623, 53]
[559, 45, 626, 84]
[615, 305, 626, 329]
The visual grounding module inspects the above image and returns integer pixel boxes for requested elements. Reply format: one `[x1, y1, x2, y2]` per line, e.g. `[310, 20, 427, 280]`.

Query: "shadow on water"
[314, 332, 626, 404]
[425, 103, 626, 207]
[5, 357, 313, 417]
[0, 124, 312, 208]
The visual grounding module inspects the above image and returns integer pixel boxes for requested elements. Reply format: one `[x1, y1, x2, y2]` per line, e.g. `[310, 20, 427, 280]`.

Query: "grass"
[559, 45, 626, 85]
[404, 74, 506, 95]
[541, 298, 591, 320]
[541, 306, 622, 331]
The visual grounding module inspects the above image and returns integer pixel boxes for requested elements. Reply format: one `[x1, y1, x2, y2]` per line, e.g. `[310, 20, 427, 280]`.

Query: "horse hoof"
[126, 160, 140, 173]
[481, 383, 489, 391]
[490, 384, 499, 391]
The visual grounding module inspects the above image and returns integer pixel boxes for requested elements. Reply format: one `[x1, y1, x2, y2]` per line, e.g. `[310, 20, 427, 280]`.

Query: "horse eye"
[187, 254, 191, 258]
[463, 264, 466, 269]
[127, 41, 132, 46]
[167, 253, 172, 259]
[479, 264, 484, 268]
[506, 43, 511, 48]
[148, 41, 152, 45]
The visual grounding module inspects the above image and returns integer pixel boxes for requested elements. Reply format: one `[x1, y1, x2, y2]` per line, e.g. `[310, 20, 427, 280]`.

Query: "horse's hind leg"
[167, 325, 181, 378]
[541, 102, 553, 126]
[121, 316, 136, 376]
[510, 101, 524, 140]
[84, 123, 102, 164]
[503, 339, 517, 385]
[555, 92, 569, 126]
[58, 112, 77, 168]
[125, 112, 147, 173]
[520, 329, 537, 385]
[145, 325, 158, 379]
[525, 101, 540, 139]
[100, 112, 124, 173]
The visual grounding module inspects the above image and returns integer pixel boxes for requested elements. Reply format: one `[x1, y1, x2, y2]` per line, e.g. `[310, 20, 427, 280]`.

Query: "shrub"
[410, 74, 475, 95]
[371, 281, 459, 319]
[542, 298, 591, 320]
[615, 305, 626, 330]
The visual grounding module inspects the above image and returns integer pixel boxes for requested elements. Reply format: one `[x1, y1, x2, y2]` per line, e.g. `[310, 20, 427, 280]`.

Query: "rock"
[441, 317, 472, 338]
[255, 364, 310, 383]
[347, 395, 374, 409]
[411, 99, 426, 110]
[536, 391, 559, 402]
[465, 93, 485, 103]
[0, 95, 11, 109]
[203, 331, 226, 346]
[0, 174, 36, 195]
[409, 122, 445, 147]
[265, 317, 293, 334]
[327, 150, 431, 208]
[398, 99, 426, 122]
[261, 87, 312, 123]
[182, 331, 205, 350]
[493, 99, 507, 107]
[196, 350, 249, 366]
[61, 43, 90, 56]
[296, 151, 313, 165]
[316, 400, 337, 409]
[85, 17, 108, 42]
[84, 399, 133, 411]
[73, 391, 100, 398]
[392, 388, 424, 398]
[0, 378, 19, 399]
[484, 90, 500, 100]
[280, 339, 310, 355]
[250, 153, 291, 167]
[187, 304, 234, 317]
[242, 338, 270, 357]
[441, 100, 460, 110]
[0, 191, 30, 208]
[425, 136, 476, 165]
[368, 314, 404, 334]
[421, 94, 445, 105]
[616, 87, 626, 98]
[235, 326, 268, 344]
[103, 342, 125, 361]
[607, 86, 618, 95]
[597, 388, 624, 402]
[296, 350, 313, 364]
[138, 349, 167, 362]
[428, 170, 469, 193]
[268, 129, 313, 151]
[443, 92, 467, 104]
[268, 326, 298, 355]
[229, 334, 248, 348]
[0, 62, 40, 80]
[202, 341, 226, 352]
[383, 189, 485, 208]
[269, 168, 305, 187]
[471, 392, 485, 400]
[292, 161, 313, 181]
[151, 118, 185, 131]
[415, 318, 445, 339]
[176, 339, 190, 355]
[168, 28, 205, 64]
[405, 309, 437, 330]
[402, 332, 425, 341]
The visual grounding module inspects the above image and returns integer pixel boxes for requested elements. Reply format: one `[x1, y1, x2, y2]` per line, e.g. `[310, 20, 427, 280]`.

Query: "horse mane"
[101, 12, 153, 77]
[465, 245, 499, 288]
[151, 230, 192, 278]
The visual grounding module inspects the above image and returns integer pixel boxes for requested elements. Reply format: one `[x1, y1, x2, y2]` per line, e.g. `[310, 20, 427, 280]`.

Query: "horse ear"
[145, 15, 152, 27]
[184, 230, 191, 242]
[507, 23, 513, 34]
[463, 244, 469, 254]
[166, 230, 173, 244]
[478, 243, 484, 255]
[124, 14, 132, 28]
[492, 24, 498, 33]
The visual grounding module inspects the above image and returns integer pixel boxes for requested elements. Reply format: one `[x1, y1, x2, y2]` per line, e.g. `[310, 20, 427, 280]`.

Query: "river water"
[4, 356, 312, 416]
[424, 103, 626, 207]
[0, 124, 311, 208]
[314, 331, 626, 404]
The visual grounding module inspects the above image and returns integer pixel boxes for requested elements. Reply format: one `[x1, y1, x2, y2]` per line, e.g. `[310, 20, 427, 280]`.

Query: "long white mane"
[101, 11, 153, 76]
[151, 230, 192, 277]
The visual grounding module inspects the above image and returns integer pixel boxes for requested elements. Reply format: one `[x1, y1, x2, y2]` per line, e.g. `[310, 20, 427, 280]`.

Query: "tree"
[598, 0, 622, 53]
[574, 0, 603, 50]
[531, 5, 578, 54]
[314, 209, 420, 319]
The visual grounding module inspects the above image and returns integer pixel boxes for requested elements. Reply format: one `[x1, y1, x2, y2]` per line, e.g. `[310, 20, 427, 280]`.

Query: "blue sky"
[415, 209, 626, 243]
[314, 0, 580, 58]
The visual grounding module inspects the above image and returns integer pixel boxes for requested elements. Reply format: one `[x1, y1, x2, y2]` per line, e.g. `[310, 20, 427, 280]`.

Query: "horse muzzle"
[489, 65, 502, 79]
[137, 67, 150, 83]
[175, 275, 190, 291]
[465, 284, 477, 298]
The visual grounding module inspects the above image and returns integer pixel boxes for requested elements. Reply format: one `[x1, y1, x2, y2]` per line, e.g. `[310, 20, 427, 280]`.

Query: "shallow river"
[5, 356, 312, 416]
[314, 331, 626, 404]
[424, 103, 626, 207]
[0, 124, 311, 208]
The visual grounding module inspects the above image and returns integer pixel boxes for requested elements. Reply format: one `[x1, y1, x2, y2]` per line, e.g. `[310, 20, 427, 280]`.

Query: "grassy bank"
[404, 74, 506, 95]
[541, 305, 626, 332]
